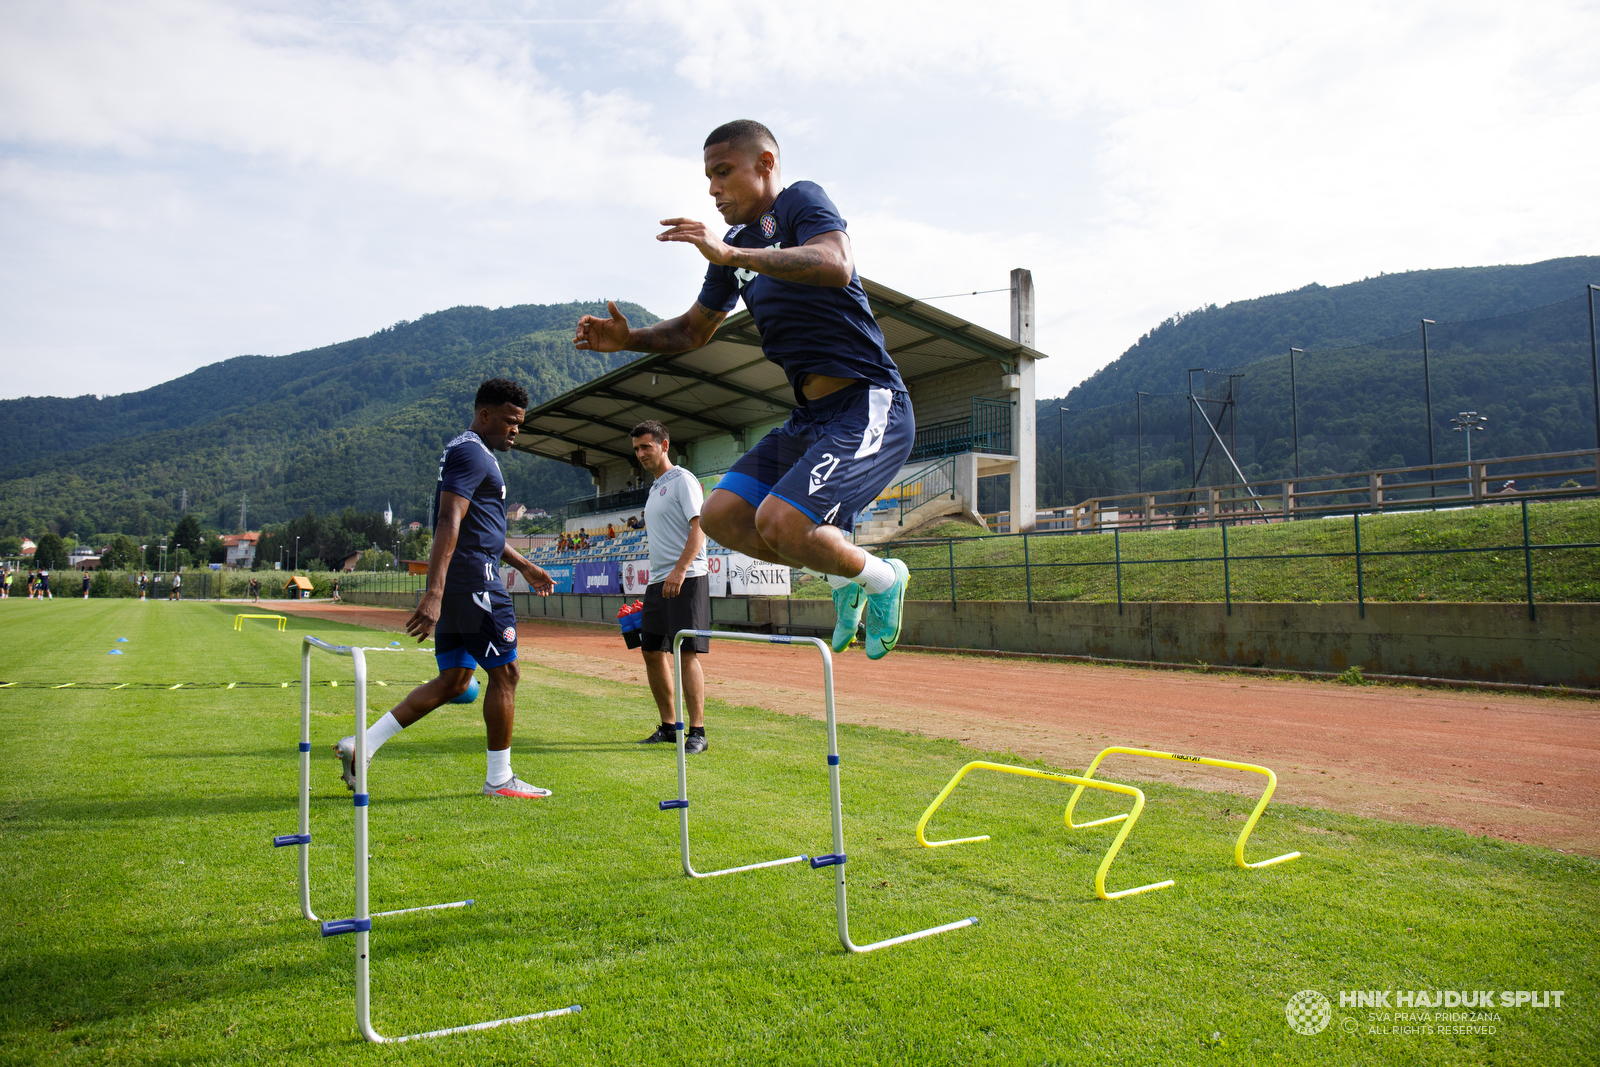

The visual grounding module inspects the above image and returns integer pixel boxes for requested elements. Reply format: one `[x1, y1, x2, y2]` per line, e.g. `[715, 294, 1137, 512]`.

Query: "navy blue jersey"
[433, 430, 508, 593]
[697, 181, 905, 402]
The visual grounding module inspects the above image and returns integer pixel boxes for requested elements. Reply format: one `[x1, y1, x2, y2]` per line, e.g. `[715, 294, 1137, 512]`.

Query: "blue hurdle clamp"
[273, 833, 312, 847]
[809, 853, 847, 868]
[659, 799, 689, 810]
[320, 917, 373, 937]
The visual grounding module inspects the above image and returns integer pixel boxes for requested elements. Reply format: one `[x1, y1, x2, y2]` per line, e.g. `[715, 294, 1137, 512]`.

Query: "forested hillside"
[0, 302, 656, 539]
[1035, 256, 1600, 506]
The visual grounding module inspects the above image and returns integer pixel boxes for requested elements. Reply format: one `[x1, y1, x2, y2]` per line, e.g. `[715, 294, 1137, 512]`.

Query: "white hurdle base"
[297, 635, 579, 1043]
[660, 630, 976, 954]
[271, 639, 463, 922]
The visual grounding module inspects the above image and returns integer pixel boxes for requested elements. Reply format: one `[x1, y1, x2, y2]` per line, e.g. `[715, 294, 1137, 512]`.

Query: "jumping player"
[574, 120, 913, 658]
[335, 378, 558, 799]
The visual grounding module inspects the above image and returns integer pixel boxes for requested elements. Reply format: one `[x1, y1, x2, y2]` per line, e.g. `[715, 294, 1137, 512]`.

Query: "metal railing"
[880, 491, 1600, 621]
[890, 457, 957, 526]
[1034, 448, 1600, 533]
[564, 486, 651, 519]
[908, 397, 1013, 463]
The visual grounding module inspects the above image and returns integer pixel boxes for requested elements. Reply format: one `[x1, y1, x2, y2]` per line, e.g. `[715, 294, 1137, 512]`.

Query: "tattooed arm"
[656, 220, 854, 288]
[574, 299, 727, 355]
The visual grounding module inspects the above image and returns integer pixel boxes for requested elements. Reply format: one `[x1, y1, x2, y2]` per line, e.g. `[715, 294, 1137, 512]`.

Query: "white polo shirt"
[644, 465, 707, 583]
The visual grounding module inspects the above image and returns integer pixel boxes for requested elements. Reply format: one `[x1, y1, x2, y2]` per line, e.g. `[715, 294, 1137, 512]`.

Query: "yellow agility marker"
[1064, 747, 1301, 870]
[916, 761, 1175, 901]
[235, 613, 288, 632]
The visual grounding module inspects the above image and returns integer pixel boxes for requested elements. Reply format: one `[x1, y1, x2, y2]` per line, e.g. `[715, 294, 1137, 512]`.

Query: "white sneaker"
[483, 775, 552, 799]
[333, 735, 368, 792]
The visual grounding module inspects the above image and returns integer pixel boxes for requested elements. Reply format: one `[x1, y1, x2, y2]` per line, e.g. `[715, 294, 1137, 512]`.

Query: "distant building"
[69, 546, 101, 570]
[407, 521, 423, 532]
[384, 501, 394, 525]
[508, 503, 528, 520]
[222, 532, 260, 569]
[528, 508, 549, 518]
[20, 538, 36, 557]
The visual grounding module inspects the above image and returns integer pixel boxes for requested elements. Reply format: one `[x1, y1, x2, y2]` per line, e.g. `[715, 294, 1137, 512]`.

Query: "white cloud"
[0, 0, 1596, 402]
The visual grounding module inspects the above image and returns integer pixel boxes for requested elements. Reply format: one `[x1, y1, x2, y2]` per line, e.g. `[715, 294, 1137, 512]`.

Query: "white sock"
[486, 747, 512, 786]
[852, 553, 897, 595]
[824, 572, 853, 590]
[365, 712, 405, 757]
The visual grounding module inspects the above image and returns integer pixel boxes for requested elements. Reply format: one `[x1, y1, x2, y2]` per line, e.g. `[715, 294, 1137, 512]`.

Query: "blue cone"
[389, 641, 401, 647]
[450, 676, 481, 704]
[116, 637, 129, 643]
[108, 649, 123, 655]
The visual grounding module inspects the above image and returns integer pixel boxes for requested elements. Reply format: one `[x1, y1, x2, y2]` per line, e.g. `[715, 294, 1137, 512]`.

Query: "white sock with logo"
[486, 747, 512, 786]
[852, 553, 898, 595]
[365, 712, 405, 756]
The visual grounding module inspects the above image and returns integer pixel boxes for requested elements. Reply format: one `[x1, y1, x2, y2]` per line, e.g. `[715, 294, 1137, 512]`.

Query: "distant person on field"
[331, 577, 341, 602]
[82, 572, 91, 598]
[170, 571, 181, 601]
[630, 421, 712, 754]
[138, 571, 147, 600]
[335, 378, 559, 800]
[36, 569, 51, 600]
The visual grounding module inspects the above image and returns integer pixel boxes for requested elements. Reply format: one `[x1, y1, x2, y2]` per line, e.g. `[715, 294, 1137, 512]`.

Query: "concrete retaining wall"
[751, 599, 1599, 688]
[342, 588, 1599, 687]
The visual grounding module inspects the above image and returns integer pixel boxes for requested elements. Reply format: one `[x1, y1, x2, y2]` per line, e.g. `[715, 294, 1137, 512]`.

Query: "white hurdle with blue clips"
[275, 635, 579, 1043]
[659, 629, 978, 953]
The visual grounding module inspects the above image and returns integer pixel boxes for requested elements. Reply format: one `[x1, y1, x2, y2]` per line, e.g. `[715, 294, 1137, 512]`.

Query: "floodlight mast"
[1589, 284, 1599, 450]
[1451, 411, 1487, 466]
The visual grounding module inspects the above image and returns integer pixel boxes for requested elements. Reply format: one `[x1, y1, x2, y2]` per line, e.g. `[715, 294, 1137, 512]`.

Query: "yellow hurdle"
[915, 760, 1175, 900]
[1063, 747, 1301, 870]
[234, 613, 288, 632]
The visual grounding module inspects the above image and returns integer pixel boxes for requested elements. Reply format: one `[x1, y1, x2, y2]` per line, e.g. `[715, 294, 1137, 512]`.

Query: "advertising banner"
[621, 558, 651, 595]
[707, 553, 728, 597]
[727, 552, 792, 596]
[537, 562, 575, 594]
[575, 560, 619, 595]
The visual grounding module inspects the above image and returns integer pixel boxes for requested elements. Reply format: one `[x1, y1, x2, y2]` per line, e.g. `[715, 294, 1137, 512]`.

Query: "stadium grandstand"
[511, 272, 1046, 585]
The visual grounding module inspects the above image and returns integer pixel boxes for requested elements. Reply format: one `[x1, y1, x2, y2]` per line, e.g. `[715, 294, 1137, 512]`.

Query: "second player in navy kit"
[334, 378, 559, 800]
[574, 120, 914, 660]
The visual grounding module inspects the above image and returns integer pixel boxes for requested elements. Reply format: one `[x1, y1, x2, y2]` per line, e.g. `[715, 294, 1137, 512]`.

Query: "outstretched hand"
[574, 301, 631, 352]
[657, 218, 733, 265]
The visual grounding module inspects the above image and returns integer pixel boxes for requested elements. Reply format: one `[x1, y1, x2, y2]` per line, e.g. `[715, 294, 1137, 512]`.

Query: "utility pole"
[1135, 391, 1148, 494]
[1289, 348, 1304, 480]
[1058, 407, 1069, 509]
[1588, 284, 1599, 450]
[1227, 373, 1244, 472]
[180, 488, 188, 513]
[238, 492, 247, 533]
[1422, 319, 1437, 498]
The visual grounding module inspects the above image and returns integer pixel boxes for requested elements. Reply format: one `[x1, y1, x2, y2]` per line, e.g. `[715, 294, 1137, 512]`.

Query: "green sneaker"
[831, 580, 865, 653]
[863, 558, 910, 660]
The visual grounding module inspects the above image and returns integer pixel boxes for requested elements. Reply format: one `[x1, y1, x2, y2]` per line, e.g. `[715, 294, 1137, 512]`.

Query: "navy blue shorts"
[716, 384, 914, 533]
[434, 588, 518, 671]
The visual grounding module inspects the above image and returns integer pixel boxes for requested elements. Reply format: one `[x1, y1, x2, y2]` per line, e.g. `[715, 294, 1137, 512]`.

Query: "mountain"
[1034, 256, 1600, 506]
[0, 302, 657, 540]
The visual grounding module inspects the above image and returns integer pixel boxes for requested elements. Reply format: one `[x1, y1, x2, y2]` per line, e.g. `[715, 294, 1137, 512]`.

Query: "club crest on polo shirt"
[502, 625, 516, 644]
[759, 212, 777, 238]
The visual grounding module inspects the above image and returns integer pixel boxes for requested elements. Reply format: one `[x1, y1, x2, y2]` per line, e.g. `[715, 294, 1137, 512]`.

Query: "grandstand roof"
[509, 277, 1046, 470]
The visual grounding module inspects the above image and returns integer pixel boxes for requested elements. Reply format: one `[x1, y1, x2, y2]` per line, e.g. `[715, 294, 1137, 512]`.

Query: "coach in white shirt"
[631, 420, 712, 754]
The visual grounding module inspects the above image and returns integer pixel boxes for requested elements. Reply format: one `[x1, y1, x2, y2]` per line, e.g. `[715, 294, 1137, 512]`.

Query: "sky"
[2, 0, 1597, 402]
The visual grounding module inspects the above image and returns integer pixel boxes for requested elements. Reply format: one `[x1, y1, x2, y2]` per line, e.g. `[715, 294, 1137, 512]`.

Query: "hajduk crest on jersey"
[759, 212, 777, 238]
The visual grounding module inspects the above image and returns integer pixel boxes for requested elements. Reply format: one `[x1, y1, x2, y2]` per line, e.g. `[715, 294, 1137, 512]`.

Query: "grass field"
[2, 601, 1596, 1065]
[794, 498, 1600, 604]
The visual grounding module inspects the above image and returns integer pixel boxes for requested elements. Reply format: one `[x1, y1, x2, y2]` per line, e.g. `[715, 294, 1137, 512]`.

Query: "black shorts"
[434, 588, 518, 670]
[641, 575, 711, 654]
